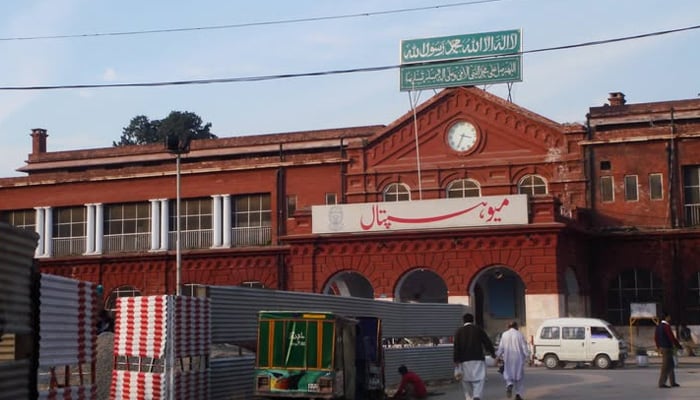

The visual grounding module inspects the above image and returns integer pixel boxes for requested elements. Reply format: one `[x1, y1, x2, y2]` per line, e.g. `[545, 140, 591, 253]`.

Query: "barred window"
[607, 269, 662, 325]
[600, 176, 614, 203]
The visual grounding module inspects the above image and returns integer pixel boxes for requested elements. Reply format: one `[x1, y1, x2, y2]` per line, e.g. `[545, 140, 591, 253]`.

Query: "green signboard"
[401, 29, 521, 64]
[399, 55, 522, 91]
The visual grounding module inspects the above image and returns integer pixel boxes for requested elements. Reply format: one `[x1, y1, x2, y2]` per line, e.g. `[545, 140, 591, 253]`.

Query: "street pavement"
[425, 357, 700, 400]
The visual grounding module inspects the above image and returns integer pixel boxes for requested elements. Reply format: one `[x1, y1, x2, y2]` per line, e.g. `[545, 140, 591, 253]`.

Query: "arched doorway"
[322, 271, 374, 298]
[395, 268, 448, 303]
[470, 266, 526, 335]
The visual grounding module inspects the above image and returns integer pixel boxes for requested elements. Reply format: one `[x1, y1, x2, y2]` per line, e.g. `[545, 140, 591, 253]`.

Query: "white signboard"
[630, 302, 659, 319]
[312, 194, 528, 234]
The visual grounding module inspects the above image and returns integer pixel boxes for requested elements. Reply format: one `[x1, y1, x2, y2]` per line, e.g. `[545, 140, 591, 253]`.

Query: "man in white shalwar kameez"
[495, 321, 530, 400]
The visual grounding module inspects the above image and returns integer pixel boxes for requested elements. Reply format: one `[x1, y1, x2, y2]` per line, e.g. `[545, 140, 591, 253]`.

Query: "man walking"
[453, 313, 496, 400]
[654, 313, 682, 388]
[495, 321, 529, 400]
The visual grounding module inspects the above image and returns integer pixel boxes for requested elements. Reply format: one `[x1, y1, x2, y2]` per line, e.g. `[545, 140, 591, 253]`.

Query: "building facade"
[1, 87, 699, 337]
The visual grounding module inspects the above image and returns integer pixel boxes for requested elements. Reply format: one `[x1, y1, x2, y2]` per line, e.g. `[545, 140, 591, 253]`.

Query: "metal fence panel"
[208, 285, 468, 345]
[384, 346, 454, 387]
[210, 356, 255, 400]
[0, 223, 38, 335]
[0, 359, 31, 399]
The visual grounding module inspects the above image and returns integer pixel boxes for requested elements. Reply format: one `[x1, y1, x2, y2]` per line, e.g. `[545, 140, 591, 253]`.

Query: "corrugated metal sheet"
[0, 223, 38, 400]
[210, 357, 255, 400]
[0, 359, 31, 400]
[208, 285, 468, 345]
[0, 222, 38, 335]
[384, 346, 453, 387]
[38, 274, 97, 368]
[207, 286, 467, 399]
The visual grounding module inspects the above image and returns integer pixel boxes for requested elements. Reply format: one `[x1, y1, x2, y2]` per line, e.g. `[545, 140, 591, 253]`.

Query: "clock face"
[447, 121, 478, 152]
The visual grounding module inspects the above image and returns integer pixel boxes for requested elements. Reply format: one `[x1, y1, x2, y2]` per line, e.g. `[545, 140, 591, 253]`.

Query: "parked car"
[533, 317, 628, 369]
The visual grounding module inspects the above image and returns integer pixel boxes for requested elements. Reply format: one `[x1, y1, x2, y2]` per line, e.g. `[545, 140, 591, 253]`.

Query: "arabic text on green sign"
[399, 56, 522, 91]
[401, 29, 521, 64]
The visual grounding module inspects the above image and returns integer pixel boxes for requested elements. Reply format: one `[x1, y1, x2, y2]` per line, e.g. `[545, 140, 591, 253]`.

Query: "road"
[426, 360, 700, 400]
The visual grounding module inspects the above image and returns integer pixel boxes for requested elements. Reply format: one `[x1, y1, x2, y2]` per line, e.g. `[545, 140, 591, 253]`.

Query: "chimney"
[31, 128, 48, 155]
[608, 92, 626, 106]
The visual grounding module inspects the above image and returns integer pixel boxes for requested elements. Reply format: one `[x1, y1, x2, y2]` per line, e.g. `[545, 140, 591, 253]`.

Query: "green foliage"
[113, 111, 216, 146]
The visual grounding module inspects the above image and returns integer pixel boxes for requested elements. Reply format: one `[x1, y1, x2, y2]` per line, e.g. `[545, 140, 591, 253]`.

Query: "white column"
[160, 199, 169, 250]
[34, 207, 45, 257]
[150, 199, 161, 251]
[85, 204, 95, 254]
[222, 194, 232, 247]
[95, 203, 103, 254]
[43, 207, 53, 257]
[211, 195, 222, 248]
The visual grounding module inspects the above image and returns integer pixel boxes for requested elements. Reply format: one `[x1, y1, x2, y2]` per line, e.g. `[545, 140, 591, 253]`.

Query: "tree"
[113, 111, 216, 146]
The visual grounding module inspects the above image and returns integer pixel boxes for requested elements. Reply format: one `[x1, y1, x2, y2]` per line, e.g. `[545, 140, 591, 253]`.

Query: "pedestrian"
[453, 312, 496, 400]
[390, 365, 427, 400]
[654, 312, 682, 388]
[96, 309, 115, 334]
[679, 324, 695, 356]
[495, 321, 529, 400]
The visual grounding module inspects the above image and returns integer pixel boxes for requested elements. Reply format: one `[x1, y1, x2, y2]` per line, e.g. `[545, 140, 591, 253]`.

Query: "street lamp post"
[165, 132, 191, 296]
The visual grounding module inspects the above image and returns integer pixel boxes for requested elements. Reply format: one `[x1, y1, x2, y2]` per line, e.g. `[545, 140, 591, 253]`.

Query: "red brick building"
[1, 87, 699, 336]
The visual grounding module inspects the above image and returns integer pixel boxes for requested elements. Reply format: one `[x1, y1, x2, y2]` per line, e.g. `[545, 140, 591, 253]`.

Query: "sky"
[1, 0, 699, 177]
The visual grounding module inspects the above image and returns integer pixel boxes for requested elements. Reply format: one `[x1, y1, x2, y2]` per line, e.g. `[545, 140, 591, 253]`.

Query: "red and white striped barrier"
[111, 296, 210, 400]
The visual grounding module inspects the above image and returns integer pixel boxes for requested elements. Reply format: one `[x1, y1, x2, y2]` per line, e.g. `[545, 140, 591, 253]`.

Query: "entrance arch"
[322, 271, 374, 298]
[395, 268, 448, 303]
[469, 265, 526, 335]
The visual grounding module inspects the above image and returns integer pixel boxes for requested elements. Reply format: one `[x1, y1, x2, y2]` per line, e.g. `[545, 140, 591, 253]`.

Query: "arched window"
[447, 179, 481, 198]
[104, 285, 142, 312]
[518, 175, 547, 196]
[687, 272, 700, 324]
[383, 183, 411, 202]
[607, 269, 662, 325]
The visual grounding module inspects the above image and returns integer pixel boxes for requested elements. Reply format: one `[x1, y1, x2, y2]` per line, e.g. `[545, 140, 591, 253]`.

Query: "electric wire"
[0, 0, 509, 42]
[0, 23, 697, 91]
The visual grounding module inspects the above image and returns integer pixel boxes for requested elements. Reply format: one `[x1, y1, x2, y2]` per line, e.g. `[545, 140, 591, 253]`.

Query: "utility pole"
[165, 132, 192, 296]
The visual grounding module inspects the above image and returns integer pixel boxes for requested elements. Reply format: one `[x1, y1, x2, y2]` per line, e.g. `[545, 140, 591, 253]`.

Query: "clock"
[447, 121, 478, 152]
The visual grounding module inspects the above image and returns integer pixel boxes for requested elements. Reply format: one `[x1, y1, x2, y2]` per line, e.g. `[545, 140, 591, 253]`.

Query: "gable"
[364, 87, 577, 172]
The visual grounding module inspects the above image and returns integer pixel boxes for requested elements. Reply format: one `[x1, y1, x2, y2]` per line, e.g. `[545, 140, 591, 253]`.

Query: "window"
[183, 284, 208, 297]
[600, 161, 611, 171]
[104, 285, 142, 312]
[240, 281, 266, 289]
[383, 183, 411, 202]
[231, 194, 272, 246]
[562, 327, 585, 340]
[517, 175, 547, 196]
[52, 206, 86, 256]
[649, 173, 663, 200]
[286, 195, 297, 217]
[1, 209, 36, 232]
[325, 193, 337, 205]
[688, 272, 700, 324]
[683, 166, 700, 227]
[591, 327, 612, 339]
[607, 269, 662, 325]
[446, 179, 481, 198]
[624, 175, 638, 201]
[539, 326, 560, 340]
[600, 176, 614, 202]
[104, 203, 151, 253]
[169, 198, 213, 249]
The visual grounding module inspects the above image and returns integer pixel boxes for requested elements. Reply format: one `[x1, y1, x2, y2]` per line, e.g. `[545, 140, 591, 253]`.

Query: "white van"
[533, 317, 628, 369]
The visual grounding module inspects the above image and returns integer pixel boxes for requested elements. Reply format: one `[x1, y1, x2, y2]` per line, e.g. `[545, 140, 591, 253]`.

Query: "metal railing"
[103, 233, 151, 253]
[685, 203, 700, 227]
[168, 229, 213, 250]
[52, 237, 86, 257]
[231, 226, 271, 247]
